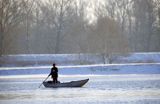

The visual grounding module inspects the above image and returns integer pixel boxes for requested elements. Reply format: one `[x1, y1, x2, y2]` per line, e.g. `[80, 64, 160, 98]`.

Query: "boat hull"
[43, 79, 89, 88]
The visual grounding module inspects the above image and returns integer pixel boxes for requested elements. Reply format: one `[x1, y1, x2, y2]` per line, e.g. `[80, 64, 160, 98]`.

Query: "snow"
[1, 52, 160, 67]
[0, 52, 160, 76]
[0, 52, 160, 104]
[0, 63, 160, 75]
[113, 52, 160, 63]
[0, 53, 104, 67]
[0, 75, 160, 104]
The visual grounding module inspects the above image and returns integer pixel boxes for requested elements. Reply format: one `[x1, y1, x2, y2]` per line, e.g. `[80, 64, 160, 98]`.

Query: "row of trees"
[0, 0, 160, 56]
[94, 0, 160, 52]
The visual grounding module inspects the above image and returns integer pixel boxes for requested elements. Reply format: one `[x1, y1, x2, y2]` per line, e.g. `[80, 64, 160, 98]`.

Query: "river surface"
[0, 74, 160, 104]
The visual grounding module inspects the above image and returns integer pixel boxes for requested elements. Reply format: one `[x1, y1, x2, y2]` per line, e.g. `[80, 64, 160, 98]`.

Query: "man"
[49, 63, 58, 83]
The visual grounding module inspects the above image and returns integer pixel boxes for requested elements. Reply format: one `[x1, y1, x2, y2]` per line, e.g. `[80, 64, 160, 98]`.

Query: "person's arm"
[48, 68, 52, 76]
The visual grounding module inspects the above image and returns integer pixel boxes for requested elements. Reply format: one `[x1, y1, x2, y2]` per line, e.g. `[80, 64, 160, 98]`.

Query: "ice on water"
[0, 74, 160, 104]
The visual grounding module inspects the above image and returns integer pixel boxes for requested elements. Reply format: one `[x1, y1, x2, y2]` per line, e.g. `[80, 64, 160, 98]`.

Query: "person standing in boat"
[49, 63, 58, 83]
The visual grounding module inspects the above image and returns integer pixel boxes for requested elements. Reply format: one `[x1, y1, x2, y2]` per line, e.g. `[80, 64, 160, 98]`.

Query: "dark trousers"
[52, 74, 58, 83]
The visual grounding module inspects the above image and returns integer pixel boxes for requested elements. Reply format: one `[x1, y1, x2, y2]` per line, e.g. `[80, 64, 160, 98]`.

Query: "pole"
[39, 75, 50, 88]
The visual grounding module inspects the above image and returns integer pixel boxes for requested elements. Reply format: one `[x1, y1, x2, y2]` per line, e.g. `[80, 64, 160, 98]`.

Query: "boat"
[43, 78, 89, 88]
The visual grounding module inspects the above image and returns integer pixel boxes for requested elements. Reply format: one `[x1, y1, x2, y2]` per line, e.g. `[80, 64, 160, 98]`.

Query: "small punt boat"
[43, 78, 89, 88]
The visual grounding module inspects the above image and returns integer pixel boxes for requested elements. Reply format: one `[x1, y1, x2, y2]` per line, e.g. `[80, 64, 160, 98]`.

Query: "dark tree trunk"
[0, 0, 3, 56]
[55, 3, 64, 54]
[55, 28, 61, 54]
[158, 8, 160, 26]
[0, 32, 3, 56]
[26, 15, 30, 54]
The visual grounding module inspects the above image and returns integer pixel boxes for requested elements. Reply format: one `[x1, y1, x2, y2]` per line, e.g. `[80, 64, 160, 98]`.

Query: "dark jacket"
[50, 67, 58, 78]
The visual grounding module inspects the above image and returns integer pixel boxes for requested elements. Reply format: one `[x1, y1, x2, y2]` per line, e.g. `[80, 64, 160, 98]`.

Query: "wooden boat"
[43, 78, 89, 88]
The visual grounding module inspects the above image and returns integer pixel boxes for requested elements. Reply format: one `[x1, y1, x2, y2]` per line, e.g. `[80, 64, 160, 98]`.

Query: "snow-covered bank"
[0, 54, 103, 67]
[0, 63, 160, 70]
[1, 52, 160, 67]
[0, 63, 160, 75]
[0, 53, 160, 75]
[114, 52, 160, 63]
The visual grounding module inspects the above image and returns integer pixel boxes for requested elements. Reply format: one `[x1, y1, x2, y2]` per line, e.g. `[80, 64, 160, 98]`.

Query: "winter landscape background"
[0, 0, 160, 104]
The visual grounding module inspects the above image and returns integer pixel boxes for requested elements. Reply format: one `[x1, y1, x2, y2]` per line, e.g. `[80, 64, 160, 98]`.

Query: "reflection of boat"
[43, 79, 89, 88]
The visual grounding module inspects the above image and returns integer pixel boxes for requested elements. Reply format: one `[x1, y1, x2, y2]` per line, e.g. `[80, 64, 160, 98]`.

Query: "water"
[0, 74, 160, 104]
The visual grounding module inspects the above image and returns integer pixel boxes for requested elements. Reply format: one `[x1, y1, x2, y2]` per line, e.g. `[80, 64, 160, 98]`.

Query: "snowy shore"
[1, 52, 160, 67]
[0, 63, 160, 75]
[0, 52, 160, 75]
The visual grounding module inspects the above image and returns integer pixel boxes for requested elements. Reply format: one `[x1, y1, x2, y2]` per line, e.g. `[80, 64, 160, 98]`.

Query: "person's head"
[53, 63, 56, 67]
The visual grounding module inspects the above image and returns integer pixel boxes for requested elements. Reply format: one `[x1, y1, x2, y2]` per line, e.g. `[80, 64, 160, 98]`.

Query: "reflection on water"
[0, 74, 160, 104]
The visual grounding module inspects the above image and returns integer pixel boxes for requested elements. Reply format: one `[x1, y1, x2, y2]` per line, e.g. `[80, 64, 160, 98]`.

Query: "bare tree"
[21, 0, 35, 54]
[0, 0, 25, 55]
[132, 0, 155, 51]
[61, 0, 89, 53]
[89, 1, 130, 63]
[1, 0, 160, 55]
[38, 0, 72, 53]
[88, 16, 129, 64]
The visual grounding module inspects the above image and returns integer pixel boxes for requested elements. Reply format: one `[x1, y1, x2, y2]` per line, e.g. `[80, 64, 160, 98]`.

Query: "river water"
[0, 74, 160, 104]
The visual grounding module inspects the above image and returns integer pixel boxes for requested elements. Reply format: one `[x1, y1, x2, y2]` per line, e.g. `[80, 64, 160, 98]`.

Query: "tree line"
[0, 0, 160, 56]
